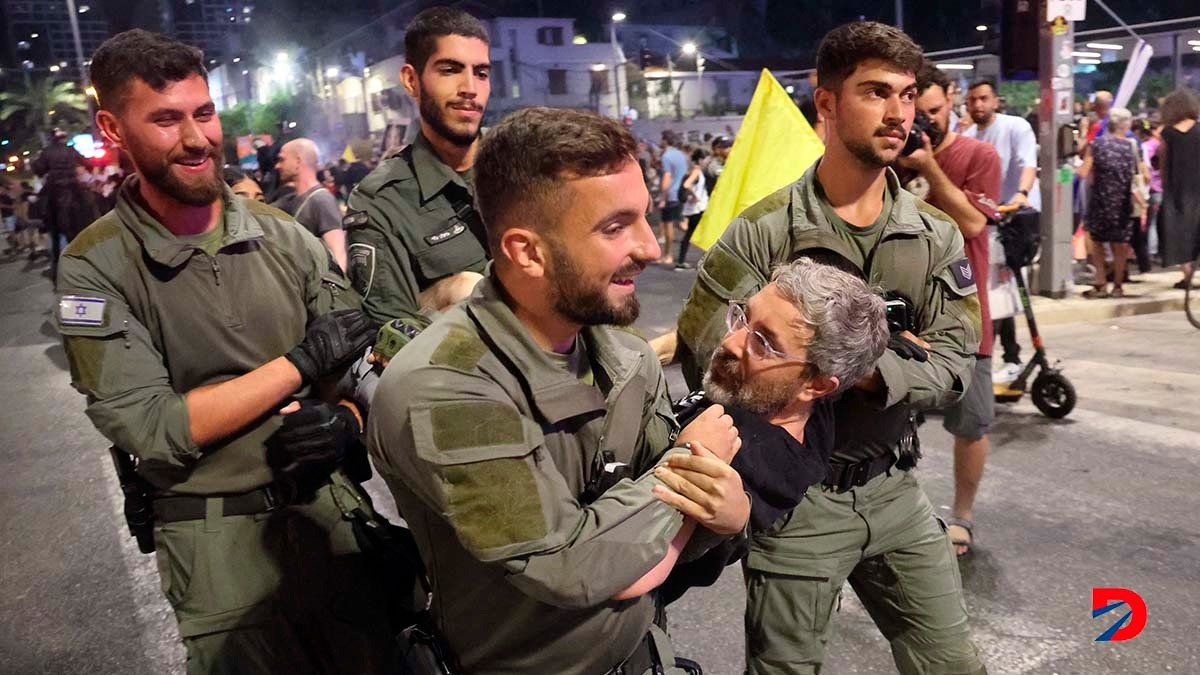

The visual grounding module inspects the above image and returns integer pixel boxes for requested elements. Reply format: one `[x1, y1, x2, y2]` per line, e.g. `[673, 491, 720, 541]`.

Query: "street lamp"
[681, 42, 703, 114]
[610, 11, 626, 119]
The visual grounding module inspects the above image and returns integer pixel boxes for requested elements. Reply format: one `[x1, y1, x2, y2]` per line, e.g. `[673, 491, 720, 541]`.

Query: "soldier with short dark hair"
[57, 29, 395, 673]
[675, 22, 986, 674]
[369, 107, 749, 674]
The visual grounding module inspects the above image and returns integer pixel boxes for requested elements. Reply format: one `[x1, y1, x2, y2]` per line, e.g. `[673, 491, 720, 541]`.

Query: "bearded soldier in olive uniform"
[56, 30, 394, 674]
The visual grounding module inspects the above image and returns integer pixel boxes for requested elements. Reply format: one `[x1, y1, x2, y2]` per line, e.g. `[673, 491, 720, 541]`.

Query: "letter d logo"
[1092, 587, 1147, 641]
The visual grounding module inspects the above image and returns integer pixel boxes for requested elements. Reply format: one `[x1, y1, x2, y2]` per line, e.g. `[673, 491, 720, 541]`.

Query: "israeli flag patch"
[59, 295, 107, 327]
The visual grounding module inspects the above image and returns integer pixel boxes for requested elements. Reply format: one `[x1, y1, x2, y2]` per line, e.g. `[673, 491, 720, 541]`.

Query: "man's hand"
[285, 309, 379, 384]
[653, 441, 750, 535]
[1005, 191, 1029, 210]
[888, 330, 930, 362]
[675, 403, 741, 463]
[896, 133, 934, 173]
[266, 399, 367, 501]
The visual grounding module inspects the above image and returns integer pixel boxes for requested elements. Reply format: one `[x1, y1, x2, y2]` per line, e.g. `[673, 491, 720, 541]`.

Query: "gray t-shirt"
[963, 113, 1042, 211]
[292, 186, 343, 237]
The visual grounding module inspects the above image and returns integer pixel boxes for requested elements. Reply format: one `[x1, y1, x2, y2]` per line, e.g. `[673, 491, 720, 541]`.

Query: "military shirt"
[344, 132, 489, 325]
[56, 178, 358, 494]
[677, 162, 981, 463]
[368, 273, 720, 675]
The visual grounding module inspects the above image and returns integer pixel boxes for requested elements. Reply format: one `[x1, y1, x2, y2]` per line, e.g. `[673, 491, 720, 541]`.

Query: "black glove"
[285, 310, 379, 384]
[266, 400, 369, 503]
[888, 333, 929, 362]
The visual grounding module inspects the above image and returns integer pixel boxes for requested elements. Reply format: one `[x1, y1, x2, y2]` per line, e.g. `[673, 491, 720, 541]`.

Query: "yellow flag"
[342, 144, 357, 162]
[690, 69, 825, 252]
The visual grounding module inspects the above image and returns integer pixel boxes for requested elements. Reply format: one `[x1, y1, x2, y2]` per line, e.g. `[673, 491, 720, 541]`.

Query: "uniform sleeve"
[369, 366, 689, 610]
[675, 216, 777, 389]
[875, 225, 981, 409]
[345, 189, 425, 325]
[56, 254, 201, 469]
[300, 224, 360, 316]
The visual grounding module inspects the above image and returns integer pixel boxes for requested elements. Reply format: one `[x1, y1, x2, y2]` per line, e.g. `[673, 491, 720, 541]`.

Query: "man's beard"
[969, 108, 994, 126]
[546, 237, 642, 326]
[703, 346, 803, 418]
[420, 82, 481, 148]
[131, 141, 224, 207]
[842, 125, 903, 169]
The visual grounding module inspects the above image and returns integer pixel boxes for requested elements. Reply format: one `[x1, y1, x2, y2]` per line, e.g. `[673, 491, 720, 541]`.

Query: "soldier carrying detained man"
[55, 29, 398, 674]
[673, 21, 988, 675]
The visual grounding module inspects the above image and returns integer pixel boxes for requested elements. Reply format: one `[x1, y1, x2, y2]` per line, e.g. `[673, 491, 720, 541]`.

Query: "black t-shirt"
[659, 395, 834, 604]
[0, 193, 14, 218]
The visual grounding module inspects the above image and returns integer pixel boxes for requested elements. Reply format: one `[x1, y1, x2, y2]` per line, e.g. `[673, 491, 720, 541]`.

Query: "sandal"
[1111, 286, 1125, 298]
[1081, 287, 1110, 299]
[945, 516, 974, 558]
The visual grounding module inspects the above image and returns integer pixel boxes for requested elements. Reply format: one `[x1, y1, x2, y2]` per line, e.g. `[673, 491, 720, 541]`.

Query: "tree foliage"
[0, 78, 90, 147]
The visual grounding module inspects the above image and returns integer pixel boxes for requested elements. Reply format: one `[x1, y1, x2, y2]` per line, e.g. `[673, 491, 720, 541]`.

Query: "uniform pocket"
[412, 231, 486, 283]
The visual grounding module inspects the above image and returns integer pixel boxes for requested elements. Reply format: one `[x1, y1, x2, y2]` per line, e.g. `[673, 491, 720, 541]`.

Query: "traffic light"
[1000, 0, 1040, 80]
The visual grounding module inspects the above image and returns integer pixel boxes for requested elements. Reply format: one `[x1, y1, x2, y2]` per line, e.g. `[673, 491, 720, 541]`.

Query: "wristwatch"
[1017, 188, 1030, 196]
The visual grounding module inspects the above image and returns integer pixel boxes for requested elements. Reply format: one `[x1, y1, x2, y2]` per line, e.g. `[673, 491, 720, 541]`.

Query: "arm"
[345, 190, 427, 325]
[659, 168, 674, 206]
[184, 360, 302, 447]
[1009, 120, 1039, 206]
[873, 225, 980, 409]
[916, 154, 988, 238]
[611, 520, 697, 600]
[368, 373, 694, 610]
[321, 228, 348, 272]
[683, 164, 701, 190]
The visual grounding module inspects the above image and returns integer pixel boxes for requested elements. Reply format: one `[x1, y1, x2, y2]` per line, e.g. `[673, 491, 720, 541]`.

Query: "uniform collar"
[114, 175, 264, 268]
[792, 160, 927, 238]
[465, 270, 645, 425]
[410, 132, 472, 206]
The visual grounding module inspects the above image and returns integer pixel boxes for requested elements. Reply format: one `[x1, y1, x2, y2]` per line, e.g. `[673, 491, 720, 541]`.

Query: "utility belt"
[823, 409, 922, 493]
[153, 484, 284, 523]
[823, 452, 897, 493]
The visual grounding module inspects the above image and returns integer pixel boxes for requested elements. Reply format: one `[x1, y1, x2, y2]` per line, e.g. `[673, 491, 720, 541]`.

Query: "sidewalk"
[1026, 268, 1188, 325]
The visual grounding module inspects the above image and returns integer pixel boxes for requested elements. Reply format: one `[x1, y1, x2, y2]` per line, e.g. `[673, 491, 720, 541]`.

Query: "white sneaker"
[993, 362, 1022, 384]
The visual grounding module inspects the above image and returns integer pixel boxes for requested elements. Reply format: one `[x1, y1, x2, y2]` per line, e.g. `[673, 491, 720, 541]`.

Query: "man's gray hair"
[771, 258, 889, 394]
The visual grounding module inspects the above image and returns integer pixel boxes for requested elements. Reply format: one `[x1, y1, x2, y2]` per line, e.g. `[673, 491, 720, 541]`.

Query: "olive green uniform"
[56, 178, 395, 674]
[677, 164, 986, 674]
[344, 132, 489, 325]
[368, 272, 724, 675]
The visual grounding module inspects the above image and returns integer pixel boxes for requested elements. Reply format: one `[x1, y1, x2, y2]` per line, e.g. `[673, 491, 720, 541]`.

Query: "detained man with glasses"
[653, 258, 889, 602]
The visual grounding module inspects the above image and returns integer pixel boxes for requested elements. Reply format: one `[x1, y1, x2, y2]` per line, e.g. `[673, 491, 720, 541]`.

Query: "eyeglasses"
[725, 302, 809, 363]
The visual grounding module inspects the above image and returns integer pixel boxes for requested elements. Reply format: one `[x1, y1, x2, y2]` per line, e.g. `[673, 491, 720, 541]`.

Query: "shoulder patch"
[348, 243, 376, 297]
[430, 325, 488, 371]
[343, 210, 369, 229]
[703, 244, 753, 294]
[948, 258, 976, 290]
[737, 181, 794, 222]
[430, 401, 524, 451]
[913, 199, 953, 228]
[64, 217, 122, 257]
[58, 295, 107, 327]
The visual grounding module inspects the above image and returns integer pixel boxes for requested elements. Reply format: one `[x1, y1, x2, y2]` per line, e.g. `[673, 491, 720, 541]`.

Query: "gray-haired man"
[657, 258, 889, 598]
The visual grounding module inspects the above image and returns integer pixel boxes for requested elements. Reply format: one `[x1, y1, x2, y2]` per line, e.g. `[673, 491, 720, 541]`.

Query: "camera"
[901, 111, 937, 157]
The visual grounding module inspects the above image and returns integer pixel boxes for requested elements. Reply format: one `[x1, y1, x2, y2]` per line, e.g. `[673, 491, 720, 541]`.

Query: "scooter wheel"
[1031, 372, 1076, 419]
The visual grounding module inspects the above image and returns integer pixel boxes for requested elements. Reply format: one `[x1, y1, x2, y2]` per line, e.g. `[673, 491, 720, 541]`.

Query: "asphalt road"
[2, 250, 1197, 674]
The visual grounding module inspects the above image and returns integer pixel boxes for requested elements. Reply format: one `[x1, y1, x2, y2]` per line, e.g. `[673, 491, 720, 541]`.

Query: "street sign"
[1046, 0, 1085, 22]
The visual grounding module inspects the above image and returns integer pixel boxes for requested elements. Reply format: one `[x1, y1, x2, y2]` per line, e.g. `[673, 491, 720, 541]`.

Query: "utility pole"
[895, 0, 904, 30]
[1035, 0, 1075, 297]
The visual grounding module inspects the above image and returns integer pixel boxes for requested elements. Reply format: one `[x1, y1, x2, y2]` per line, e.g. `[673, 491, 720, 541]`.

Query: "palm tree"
[0, 77, 89, 147]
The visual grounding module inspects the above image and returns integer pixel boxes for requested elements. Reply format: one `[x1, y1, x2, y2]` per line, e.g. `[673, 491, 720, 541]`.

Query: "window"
[537, 26, 564, 46]
[548, 69, 567, 95]
[589, 70, 609, 95]
[492, 61, 506, 98]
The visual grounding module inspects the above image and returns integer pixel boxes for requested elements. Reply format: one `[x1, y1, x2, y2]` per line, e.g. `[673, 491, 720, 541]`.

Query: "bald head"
[1094, 90, 1113, 115]
[276, 138, 320, 184]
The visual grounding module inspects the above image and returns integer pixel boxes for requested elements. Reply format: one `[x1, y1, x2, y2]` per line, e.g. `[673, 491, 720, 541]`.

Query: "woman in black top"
[1158, 88, 1200, 289]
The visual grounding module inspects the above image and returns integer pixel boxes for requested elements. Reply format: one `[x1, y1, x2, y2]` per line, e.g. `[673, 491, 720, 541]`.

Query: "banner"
[689, 69, 825, 252]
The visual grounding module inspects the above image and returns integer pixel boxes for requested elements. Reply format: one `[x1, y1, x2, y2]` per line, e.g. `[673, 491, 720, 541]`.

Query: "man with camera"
[674, 22, 985, 674]
[899, 62, 1001, 558]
